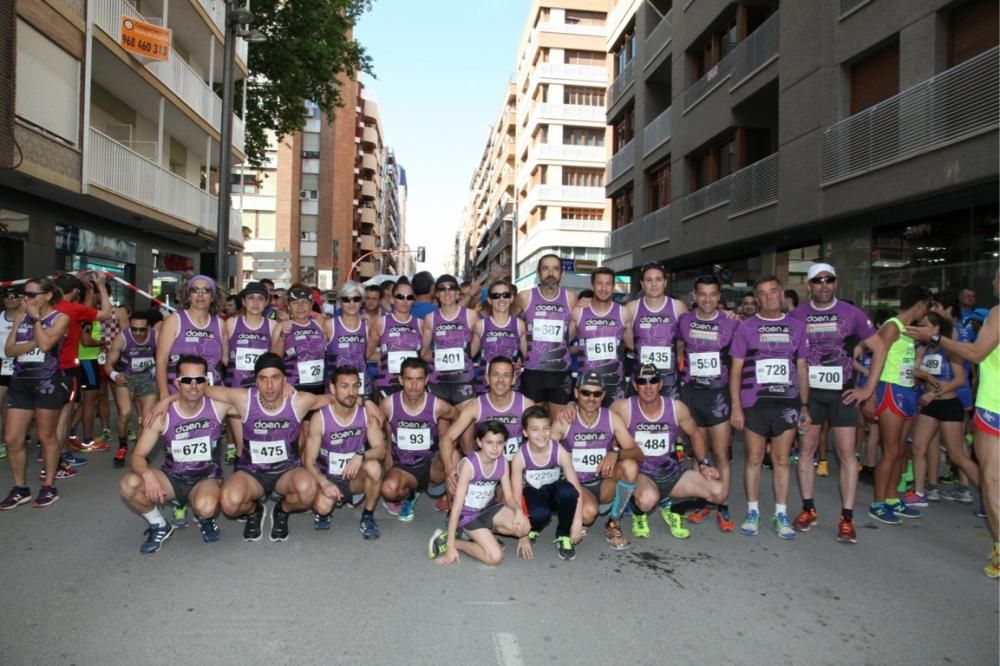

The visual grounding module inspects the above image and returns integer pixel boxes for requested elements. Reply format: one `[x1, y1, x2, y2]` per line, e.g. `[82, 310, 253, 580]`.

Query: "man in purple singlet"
[119, 355, 227, 553]
[624, 261, 689, 398]
[105, 311, 158, 467]
[572, 268, 633, 405]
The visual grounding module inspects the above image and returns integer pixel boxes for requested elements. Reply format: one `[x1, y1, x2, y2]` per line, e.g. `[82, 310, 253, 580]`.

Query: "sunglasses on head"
[340, 296, 363, 303]
[578, 388, 604, 398]
[809, 276, 836, 285]
[489, 291, 512, 300]
[188, 286, 213, 295]
[178, 375, 208, 385]
[634, 376, 661, 386]
[394, 293, 415, 301]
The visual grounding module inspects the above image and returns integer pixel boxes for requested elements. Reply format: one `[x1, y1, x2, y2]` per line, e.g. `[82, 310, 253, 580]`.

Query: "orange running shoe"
[837, 516, 857, 544]
[716, 508, 736, 532]
[687, 506, 712, 524]
[84, 438, 111, 453]
[793, 507, 818, 532]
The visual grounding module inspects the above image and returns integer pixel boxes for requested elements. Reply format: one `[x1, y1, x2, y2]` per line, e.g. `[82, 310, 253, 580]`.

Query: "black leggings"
[523, 480, 579, 538]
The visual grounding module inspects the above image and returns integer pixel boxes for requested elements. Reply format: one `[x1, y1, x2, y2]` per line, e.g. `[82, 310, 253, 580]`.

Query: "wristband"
[930, 332, 942, 346]
[110, 371, 120, 381]
[698, 458, 713, 467]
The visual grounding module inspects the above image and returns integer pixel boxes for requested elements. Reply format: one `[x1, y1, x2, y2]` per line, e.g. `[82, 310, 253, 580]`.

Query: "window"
[563, 207, 603, 221]
[850, 42, 899, 114]
[688, 133, 736, 191]
[612, 188, 633, 229]
[563, 168, 604, 187]
[566, 49, 605, 66]
[564, 127, 604, 147]
[302, 132, 321, 153]
[15, 19, 80, 145]
[565, 10, 604, 26]
[564, 86, 605, 106]
[230, 174, 258, 194]
[646, 161, 671, 212]
[613, 108, 635, 150]
[613, 29, 636, 75]
[948, 0, 999, 66]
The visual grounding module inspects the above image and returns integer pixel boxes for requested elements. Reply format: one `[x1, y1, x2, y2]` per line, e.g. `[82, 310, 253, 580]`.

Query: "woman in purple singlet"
[155, 275, 228, 399]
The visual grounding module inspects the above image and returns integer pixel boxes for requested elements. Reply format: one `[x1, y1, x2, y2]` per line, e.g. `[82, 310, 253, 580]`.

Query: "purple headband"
[187, 275, 217, 294]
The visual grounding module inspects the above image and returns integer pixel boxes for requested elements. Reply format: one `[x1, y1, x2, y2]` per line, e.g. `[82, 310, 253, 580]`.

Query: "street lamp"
[214, 2, 264, 290]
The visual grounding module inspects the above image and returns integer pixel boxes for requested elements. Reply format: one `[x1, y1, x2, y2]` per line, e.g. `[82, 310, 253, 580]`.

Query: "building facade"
[0, 0, 250, 304]
[604, 0, 998, 307]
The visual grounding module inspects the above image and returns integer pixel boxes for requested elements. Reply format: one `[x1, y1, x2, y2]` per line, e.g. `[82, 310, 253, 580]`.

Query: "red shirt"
[54, 301, 99, 369]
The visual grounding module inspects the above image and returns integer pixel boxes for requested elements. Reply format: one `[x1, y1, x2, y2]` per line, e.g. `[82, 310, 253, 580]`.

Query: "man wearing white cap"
[789, 263, 887, 544]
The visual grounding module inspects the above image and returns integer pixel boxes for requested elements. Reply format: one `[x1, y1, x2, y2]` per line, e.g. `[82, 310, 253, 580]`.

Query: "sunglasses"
[809, 276, 836, 285]
[437, 285, 458, 292]
[489, 292, 513, 300]
[634, 376, 661, 385]
[394, 293, 415, 301]
[177, 375, 208, 385]
[23, 291, 47, 298]
[130, 326, 148, 333]
[578, 388, 604, 398]
[340, 296, 363, 304]
[188, 287, 213, 295]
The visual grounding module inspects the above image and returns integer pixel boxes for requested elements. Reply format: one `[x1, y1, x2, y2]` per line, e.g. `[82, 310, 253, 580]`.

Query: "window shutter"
[15, 19, 80, 145]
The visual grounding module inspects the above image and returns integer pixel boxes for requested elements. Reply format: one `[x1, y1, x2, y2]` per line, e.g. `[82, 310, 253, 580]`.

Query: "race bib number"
[235, 349, 264, 372]
[0, 358, 14, 376]
[689, 351, 721, 378]
[525, 467, 561, 489]
[465, 480, 495, 510]
[397, 426, 431, 451]
[572, 448, 604, 474]
[97, 351, 107, 365]
[326, 450, 355, 477]
[434, 347, 464, 372]
[920, 354, 943, 376]
[248, 440, 288, 465]
[585, 337, 618, 362]
[808, 365, 843, 390]
[17, 347, 43, 363]
[533, 319, 565, 343]
[130, 356, 154, 372]
[170, 436, 212, 463]
[504, 437, 520, 461]
[297, 359, 324, 384]
[899, 361, 915, 387]
[388, 350, 417, 374]
[756, 358, 790, 385]
[635, 430, 671, 458]
[640, 346, 672, 369]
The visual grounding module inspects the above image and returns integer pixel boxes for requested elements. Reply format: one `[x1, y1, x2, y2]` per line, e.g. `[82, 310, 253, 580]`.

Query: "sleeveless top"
[560, 407, 614, 483]
[477, 315, 521, 392]
[0, 311, 15, 377]
[13, 311, 64, 380]
[458, 452, 505, 528]
[325, 316, 368, 391]
[229, 316, 270, 388]
[376, 313, 421, 388]
[478, 392, 525, 461]
[976, 336, 1000, 414]
[116, 327, 157, 377]
[161, 398, 223, 482]
[523, 287, 572, 372]
[389, 392, 439, 466]
[316, 404, 368, 479]
[428, 307, 473, 383]
[519, 439, 562, 490]
[632, 297, 679, 383]
[282, 318, 326, 387]
[627, 396, 680, 477]
[236, 388, 302, 474]
[879, 317, 916, 388]
[168, 310, 224, 386]
[576, 302, 625, 384]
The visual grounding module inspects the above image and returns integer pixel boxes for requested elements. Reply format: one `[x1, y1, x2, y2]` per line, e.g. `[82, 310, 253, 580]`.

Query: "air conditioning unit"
[299, 190, 318, 200]
[302, 150, 320, 158]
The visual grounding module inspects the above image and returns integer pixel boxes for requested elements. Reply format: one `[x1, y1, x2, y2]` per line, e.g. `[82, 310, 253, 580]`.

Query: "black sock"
[803, 498, 815, 511]
[118, 437, 127, 448]
[718, 503, 729, 512]
[842, 508, 853, 520]
[362, 508, 373, 519]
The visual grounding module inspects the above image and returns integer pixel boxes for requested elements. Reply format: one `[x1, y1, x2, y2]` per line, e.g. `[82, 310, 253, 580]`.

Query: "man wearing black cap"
[550, 372, 641, 550]
[420, 274, 480, 406]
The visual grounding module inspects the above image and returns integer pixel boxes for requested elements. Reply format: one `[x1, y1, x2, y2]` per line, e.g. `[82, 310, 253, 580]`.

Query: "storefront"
[55, 225, 136, 306]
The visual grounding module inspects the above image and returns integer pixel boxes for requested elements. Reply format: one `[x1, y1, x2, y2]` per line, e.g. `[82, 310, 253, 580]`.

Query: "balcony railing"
[683, 53, 734, 112]
[730, 12, 779, 88]
[537, 21, 605, 37]
[821, 46, 999, 185]
[639, 204, 671, 245]
[607, 139, 634, 181]
[89, 127, 238, 238]
[519, 218, 610, 259]
[532, 103, 606, 125]
[523, 185, 606, 212]
[607, 223, 634, 256]
[839, 0, 872, 18]
[196, 0, 247, 64]
[642, 106, 672, 156]
[608, 59, 635, 107]
[535, 144, 607, 162]
[729, 153, 779, 216]
[682, 174, 733, 220]
[536, 62, 607, 83]
[644, 10, 673, 66]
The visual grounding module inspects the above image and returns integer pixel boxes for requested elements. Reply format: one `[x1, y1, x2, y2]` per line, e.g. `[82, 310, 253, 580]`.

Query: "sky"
[355, 0, 531, 275]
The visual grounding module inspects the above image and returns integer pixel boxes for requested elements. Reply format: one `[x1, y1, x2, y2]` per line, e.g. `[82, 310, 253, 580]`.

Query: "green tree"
[240, 0, 374, 167]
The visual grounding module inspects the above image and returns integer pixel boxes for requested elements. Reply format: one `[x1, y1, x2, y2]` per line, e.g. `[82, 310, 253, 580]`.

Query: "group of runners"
[0, 256, 996, 577]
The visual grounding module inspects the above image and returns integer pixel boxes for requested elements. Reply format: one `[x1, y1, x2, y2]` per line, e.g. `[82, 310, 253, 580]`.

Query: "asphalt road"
[0, 440, 997, 666]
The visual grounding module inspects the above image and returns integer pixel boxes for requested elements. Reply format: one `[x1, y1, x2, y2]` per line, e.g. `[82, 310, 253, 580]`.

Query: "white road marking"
[493, 632, 524, 666]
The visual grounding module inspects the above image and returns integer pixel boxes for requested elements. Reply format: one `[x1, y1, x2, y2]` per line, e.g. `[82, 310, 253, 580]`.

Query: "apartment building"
[513, 0, 613, 289]
[240, 83, 403, 289]
[0, 0, 250, 302]
[604, 0, 998, 307]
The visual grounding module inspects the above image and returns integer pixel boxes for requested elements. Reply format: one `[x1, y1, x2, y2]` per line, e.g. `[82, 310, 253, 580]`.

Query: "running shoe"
[113, 446, 128, 468]
[32, 485, 59, 508]
[886, 498, 922, 518]
[631, 513, 650, 538]
[687, 506, 711, 524]
[314, 512, 332, 530]
[952, 486, 974, 505]
[739, 510, 760, 536]
[604, 519, 629, 550]
[398, 492, 419, 522]
[772, 513, 796, 540]
[359, 514, 380, 539]
[976, 504, 987, 519]
[41, 463, 76, 480]
[225, 443, 237, 465]
[867, 502, 900, 525]
[817, 460, 829, 477]
[269, 502, 290, 542]
[0, 486, 32, 511]
[67, 435, 82, 451]
[793, 507, 818, 532]
[938, 470, 957, 485]
[660, 507, 690, 539]
[901, 490, 928, 508]
[199, 518, 221, 543]
[986, 562, 1000, 579]
[243, 502, 265, 542]
[0, 443, 6, 460]
[99, 428, 112, 445]
[427, 528, 448, 559]
[837, 516, 858, 544]
[527, 530, 540, 542]
[434, 495, 451, 512]
[381, 498, 402, 516]
[716, 508, 735, 532]
[926, 486, 941, 502]
[61, 452, 88, 467]
[171, 504, 189, 528]
[127, 431, 138, 445]
[82, 439, 111, 453]
[555, 536, 576, 561]
[139, 522, 173, 554]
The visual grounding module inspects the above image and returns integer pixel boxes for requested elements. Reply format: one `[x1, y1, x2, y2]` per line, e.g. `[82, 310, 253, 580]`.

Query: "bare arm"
[907, 306, 999, 364]
[155, 313, 180, 399]
[609, 411, 642, 462]
[729, 358, 745, 431]
[419, 313, 434, 362]
[470, 318, 484, 359]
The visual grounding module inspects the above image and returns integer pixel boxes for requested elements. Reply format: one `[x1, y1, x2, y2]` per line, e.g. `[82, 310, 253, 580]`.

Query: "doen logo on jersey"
[174, 420, 211, 434]
[253, 420, 291, 431]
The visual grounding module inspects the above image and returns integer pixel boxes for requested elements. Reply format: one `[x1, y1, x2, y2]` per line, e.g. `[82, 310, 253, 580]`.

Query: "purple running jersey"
[519, 439, 562, 490]
[325, 316, 368, 392]
[389, 391, 439, 466]
[115, 327, 157, 378]
[523, 288, 572, 373]
[632, 297, 680, 385]
[627, 396, 680, 478]
[576, 302, 625, 389]
[478, 392, 525, 461]
[282, 319, 326, 387]
[730, 314, 808, 408]
[168, 310, 224, 387]
[457, 452, 505, 529]
[677, 311, 738, 390]
[790, 299, 876, 392]
[161, 398, 223, 482]
[376, 314, 421, 389]
[13, 311, 64, 380]
[228, 316, 270, 388]
[476, 315, 521, 393]
[236, 388, 302, 474]
[428, 307, 473, 384]
[560, 407, 613, 483]
[316, 404, 367, 479]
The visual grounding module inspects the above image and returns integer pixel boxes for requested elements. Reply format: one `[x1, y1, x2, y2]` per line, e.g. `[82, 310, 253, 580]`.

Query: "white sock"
[747, 501, 759, 513]
[143, 508, 167, 527]
[775, 503, 787, 516]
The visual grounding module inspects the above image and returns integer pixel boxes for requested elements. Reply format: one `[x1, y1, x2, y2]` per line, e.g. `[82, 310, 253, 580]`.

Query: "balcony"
[527, 103, 606, 133]
[534, 143, 606, 162]
[839, 0, 872, 19]
[607, 139, 634, 182]
[362, 126, 379, 146]
[642, 106, 672, 157]
[644, 10, 673, 68]
[361, 153, 378, 172]
[821, 46, 999, 185]
[522, 185, 606, 212]
[518, 218, 610, 259]
[196, 0, 247, 65]
[608, 59, 635, 108]
[88, 127, 239, 240]
[360, 234, 377, 252]
[683, 153, 779, 220]
[357, 261, 377, 279]
[359, 207, 376, 227]
[683, 174, 733, 220]
[537, 21, 605, 37]
[639, 204, 671, 246]
[360, 179, 377, 199]
[536, 62, 607, 83]
[606, 222, 634, 256]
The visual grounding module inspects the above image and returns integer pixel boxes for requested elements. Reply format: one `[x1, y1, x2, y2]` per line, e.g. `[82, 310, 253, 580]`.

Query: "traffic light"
[416, 246, 426, 262]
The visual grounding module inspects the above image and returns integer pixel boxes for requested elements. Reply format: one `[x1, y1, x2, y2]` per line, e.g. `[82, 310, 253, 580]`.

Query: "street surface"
[1, 438, 997, 665]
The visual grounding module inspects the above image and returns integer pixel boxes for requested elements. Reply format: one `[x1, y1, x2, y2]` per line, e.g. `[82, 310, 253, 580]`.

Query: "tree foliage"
[241, 0, 374, 167]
